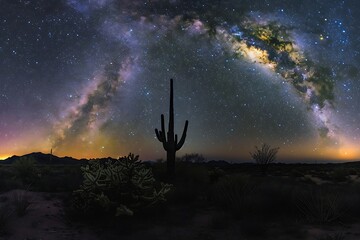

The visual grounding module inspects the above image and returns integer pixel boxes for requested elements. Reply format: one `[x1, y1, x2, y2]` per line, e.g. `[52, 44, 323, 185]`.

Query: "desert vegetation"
[0, 153, 359, 239]
[250, 143, 279, 175]
[155, 78, 189, 179]
[71, 153, 171, 218]
[0, 81, 358, 239]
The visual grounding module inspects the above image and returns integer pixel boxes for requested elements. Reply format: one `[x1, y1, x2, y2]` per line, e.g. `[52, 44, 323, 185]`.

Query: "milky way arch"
[54, 2, 340, 151]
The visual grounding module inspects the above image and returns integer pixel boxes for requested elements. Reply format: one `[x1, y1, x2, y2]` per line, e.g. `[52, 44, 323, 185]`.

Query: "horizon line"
[0, 152, 359, 164]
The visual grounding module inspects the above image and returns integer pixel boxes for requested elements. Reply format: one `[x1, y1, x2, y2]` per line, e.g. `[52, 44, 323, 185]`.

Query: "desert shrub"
[208, 167, 225, 184]
[330, 168, 350, 182]
[348, 168, 357, 175]
[250, 178, 297, 220]
[0, 204, 12, 235]
[12, 156, 39, 185]
[39, 165, 53, 176]
[180, 153, 206, 163]
[34, 166, 82, 192]
[211, 174, 256, 215]
[317, 232, 345, 240]
[338, 183, 360, 221]
[294, 187, 346, 224]
[210, 211, 231, 230]
[71, 153, 171, 218]
[0, 167, 22, 191]
[250, 143, 279, 175]
[169, 163, 210, 203]
[12, 190, 31, 217]
[150, 160, 168, 183]
[290, 169, 304, 178]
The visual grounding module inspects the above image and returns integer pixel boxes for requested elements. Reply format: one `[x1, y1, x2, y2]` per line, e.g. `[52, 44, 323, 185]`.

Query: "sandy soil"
[0, 190, 359, 240]
[0, 190, 95, 240]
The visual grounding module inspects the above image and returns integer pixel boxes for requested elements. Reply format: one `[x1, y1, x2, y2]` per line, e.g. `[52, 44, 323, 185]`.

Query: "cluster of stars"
[0, 0, 359, 161]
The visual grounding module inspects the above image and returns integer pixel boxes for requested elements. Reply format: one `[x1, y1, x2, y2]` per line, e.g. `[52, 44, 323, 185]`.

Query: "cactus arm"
[176, 120, 188, 150]
[155, 128, 162, 141]
[155, 114, 169, 150]
[155, 114, 166, 142]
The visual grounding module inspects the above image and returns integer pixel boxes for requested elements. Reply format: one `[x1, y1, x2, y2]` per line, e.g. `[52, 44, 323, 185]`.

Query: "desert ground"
[0, 154, 360, 240]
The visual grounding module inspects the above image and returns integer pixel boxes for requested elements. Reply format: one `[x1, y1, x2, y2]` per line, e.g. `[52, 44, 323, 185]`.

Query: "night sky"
[1, 0, 360, 161]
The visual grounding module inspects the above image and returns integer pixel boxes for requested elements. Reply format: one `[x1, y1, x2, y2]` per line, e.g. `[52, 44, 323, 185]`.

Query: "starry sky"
[1, 0, 360, 161]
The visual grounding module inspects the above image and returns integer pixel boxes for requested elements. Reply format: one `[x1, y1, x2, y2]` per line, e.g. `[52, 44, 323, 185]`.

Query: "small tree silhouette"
[250, 143, 279, 175]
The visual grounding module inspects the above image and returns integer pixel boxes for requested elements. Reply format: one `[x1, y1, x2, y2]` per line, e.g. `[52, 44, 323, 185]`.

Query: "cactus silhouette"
[155, 79, 188, 178]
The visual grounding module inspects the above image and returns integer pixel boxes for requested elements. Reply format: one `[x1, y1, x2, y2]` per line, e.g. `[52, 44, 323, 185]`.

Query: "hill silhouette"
[1, 152, 87, 165]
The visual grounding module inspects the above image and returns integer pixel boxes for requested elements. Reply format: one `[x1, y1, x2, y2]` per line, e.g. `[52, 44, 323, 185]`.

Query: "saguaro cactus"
[155, 79, 188, 177]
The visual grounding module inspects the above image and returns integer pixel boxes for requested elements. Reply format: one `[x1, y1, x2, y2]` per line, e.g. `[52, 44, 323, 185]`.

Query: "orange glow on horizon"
[336, 147, 360, 160]
[0, 155, 11, 160]
[0, 132, 359, 162]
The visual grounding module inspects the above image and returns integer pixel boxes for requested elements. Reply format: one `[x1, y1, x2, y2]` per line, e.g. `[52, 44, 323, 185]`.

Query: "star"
[0, 0, 359, 161]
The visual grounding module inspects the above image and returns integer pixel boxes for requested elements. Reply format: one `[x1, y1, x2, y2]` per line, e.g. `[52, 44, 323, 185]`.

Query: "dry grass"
[12, 190, 31, 217]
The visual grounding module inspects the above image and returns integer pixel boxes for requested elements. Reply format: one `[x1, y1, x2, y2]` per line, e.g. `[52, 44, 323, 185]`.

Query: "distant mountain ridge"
[1, 152, 88, 165]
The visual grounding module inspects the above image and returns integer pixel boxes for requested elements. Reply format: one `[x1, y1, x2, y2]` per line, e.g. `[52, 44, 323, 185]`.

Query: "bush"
[168, 163, 210, 203]
[180, 153, 206, 163]
[0, 203, 12, 235]
[211, 174, 256, 215]
[12, 190, 31, 217]
[250, 178, 297, 220]
[317, 232, 345, 240]
[208, 167, 225, 184]
[72, 153, 172, 218]
[0, 167, 22, 191]
[294, 187, 346, 224]
[12, 156, 39, 185]
[34, 166, 83, 192]
[331, 168, 350, 182]
[250, 143, 279, 175]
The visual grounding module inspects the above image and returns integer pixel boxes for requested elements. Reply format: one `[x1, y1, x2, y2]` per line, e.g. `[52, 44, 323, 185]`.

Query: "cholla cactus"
[73, 153, 172, 217]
